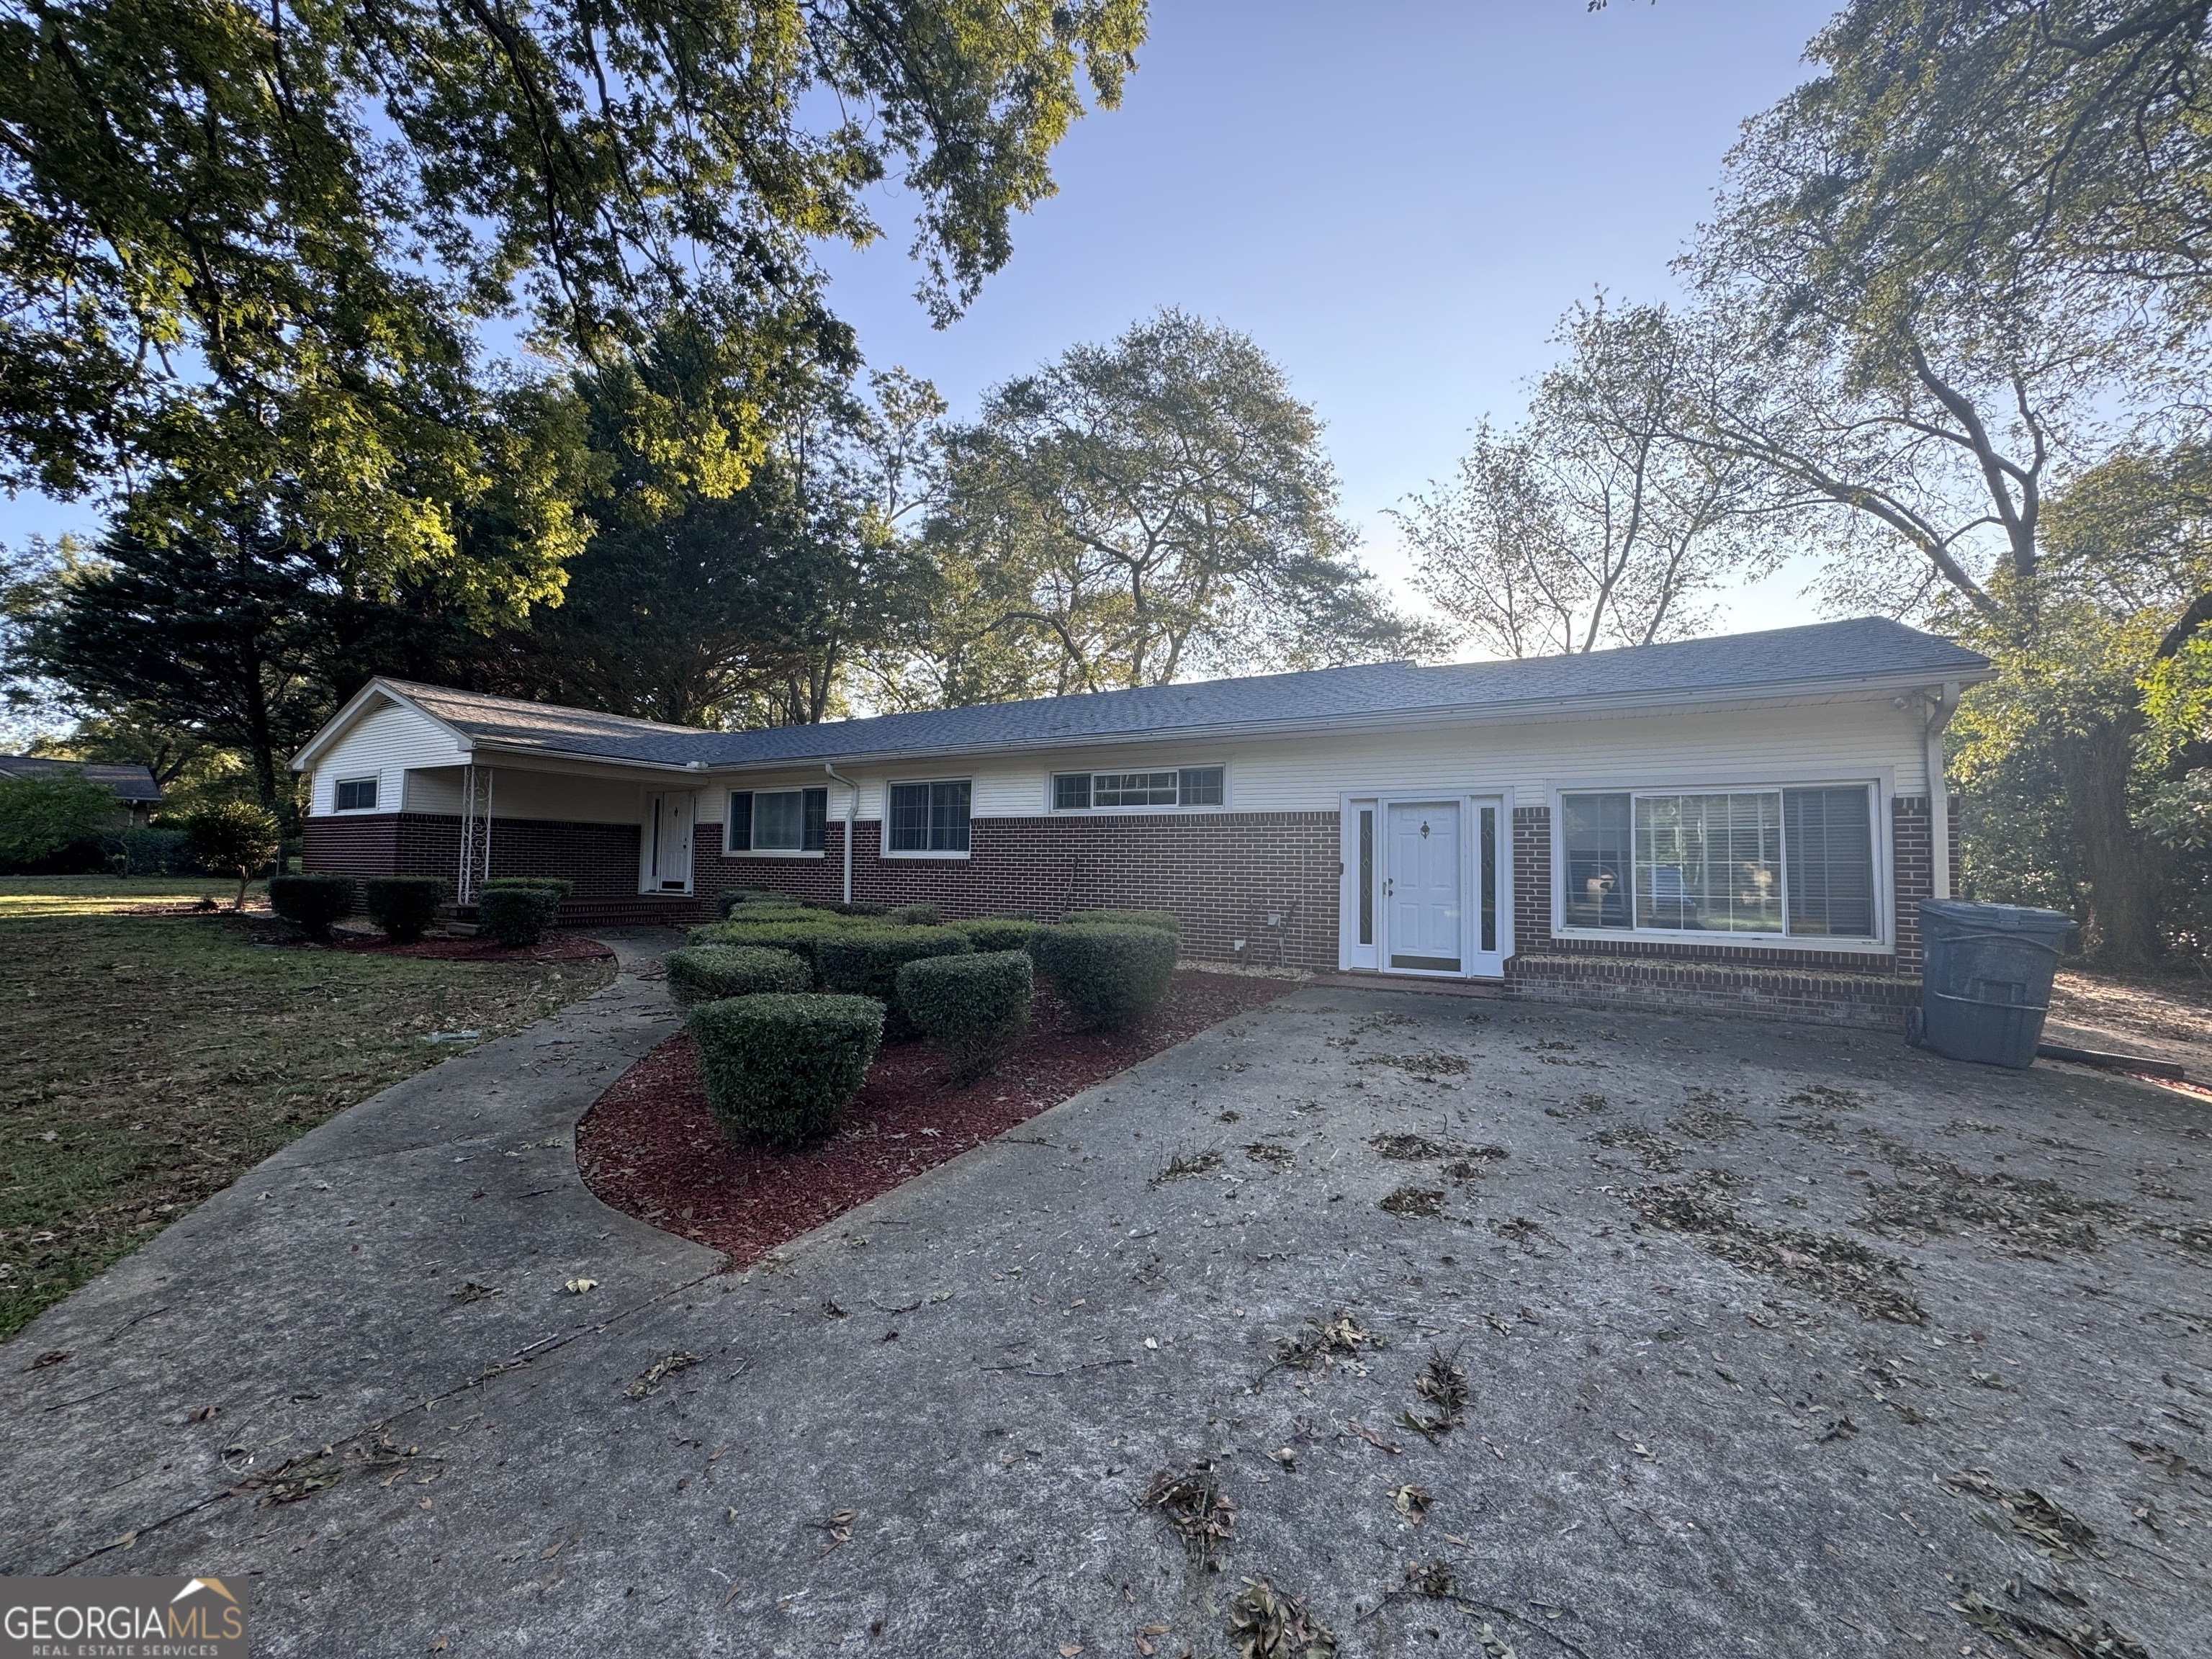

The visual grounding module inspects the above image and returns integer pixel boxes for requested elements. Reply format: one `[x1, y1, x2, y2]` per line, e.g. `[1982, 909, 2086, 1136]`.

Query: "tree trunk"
[2050, 719, 2164, 964]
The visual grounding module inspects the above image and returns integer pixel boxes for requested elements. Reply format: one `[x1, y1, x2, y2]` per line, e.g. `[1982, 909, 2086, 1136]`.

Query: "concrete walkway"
[6, 963, 2209, 1658]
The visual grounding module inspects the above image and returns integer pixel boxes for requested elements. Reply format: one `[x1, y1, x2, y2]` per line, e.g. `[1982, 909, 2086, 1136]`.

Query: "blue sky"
[814, 0, 1845, 637]
[2, 1, 1843, 639]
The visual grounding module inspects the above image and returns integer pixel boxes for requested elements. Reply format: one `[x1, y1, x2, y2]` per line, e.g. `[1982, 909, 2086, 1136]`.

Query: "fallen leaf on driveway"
[1061, 1647, 1082, 1658]
[562, 1278, 597, 1295]
[625, 1352, 701, 1400]
[1390, 1483, 1430, 1524]
[812, 1508, 858, 1556]
[1348, 1421, 1402, 1455]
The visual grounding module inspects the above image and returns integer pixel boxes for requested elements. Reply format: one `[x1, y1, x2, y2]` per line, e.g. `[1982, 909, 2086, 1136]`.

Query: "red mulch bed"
[577, 970, 1295, 1264]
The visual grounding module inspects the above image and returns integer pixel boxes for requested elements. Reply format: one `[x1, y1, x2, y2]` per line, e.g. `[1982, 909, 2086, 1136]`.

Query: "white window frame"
[882, 777, 974, 860]
[332, 774, 381, 813]
[723, 786, 827, 859]
[1047, 763, 1231, 814]
[1547, 773, 1893, 955]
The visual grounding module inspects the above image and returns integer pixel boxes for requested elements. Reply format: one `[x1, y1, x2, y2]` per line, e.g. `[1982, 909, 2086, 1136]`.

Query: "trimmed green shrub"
[113, 825, 196, 876]
[268, 873, 356, 938]
[689, 911, 876, 979]
[950, 915, 1038, 953]
[665, 943, 810, 1007]
[1029, 924, 1179, 1028]
[689, 993, 885, 1148]
[816, 927, 974, 1035]
[483, 874, 574, 899]
[188, 801, 282, 909]
[897, 950, 1033, 1080]
[714, 886, 806, 918]
[0, 772, 120, 872]
[828, 901, 891, 917]
[478, 884, 560, 947]
[1060, 907, 1180, 938]
[364, 876, 446, 943]
[884, 902, 942, 926]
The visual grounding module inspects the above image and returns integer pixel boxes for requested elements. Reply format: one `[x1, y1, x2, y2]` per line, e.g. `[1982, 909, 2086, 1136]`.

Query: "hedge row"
[666, 943, 810, 1007]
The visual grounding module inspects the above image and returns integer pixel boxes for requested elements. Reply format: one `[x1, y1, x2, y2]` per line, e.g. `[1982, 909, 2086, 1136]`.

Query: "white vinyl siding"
[307, 697, 467, 816]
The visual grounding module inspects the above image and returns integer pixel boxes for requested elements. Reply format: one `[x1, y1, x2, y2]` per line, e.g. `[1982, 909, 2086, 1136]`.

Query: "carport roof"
[320, 616, 1990, 773]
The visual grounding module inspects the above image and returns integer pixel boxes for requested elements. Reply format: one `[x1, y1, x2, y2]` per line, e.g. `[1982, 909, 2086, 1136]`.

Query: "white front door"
[1385, 801, 1462, 974]
[643, 791, 694, 894]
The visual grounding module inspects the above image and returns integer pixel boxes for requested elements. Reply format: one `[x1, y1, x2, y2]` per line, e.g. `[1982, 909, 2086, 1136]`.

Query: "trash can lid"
[1917, 899, 2077, 932]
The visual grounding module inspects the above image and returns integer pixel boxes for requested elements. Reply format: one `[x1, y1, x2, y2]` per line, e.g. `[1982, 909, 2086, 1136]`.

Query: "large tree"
[0, 0, 1146, 608]
[1667, 1, 2212, 963]
[1396, 298, 1771, 660]
[913, 310, 1437, 698]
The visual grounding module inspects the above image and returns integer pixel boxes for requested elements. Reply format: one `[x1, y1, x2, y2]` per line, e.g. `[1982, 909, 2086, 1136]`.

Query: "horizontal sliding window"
[888, 781, 970, 853]
[1560, 786, 1876, 940]
[334, 776, 378, 811]
[1053, 765, 1225, 811]
[728, 787, 826, 854]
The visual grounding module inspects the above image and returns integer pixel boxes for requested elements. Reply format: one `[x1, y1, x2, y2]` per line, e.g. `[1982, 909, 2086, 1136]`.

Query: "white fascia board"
[693, 666, 1996, 781]
[289, 678, 478, 772]
[464, 742, 707, 781]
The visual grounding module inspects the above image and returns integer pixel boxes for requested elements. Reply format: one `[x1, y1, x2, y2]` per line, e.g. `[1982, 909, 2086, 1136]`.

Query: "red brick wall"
[304, 813, 657, 920]
[694, 812, 1341, 969]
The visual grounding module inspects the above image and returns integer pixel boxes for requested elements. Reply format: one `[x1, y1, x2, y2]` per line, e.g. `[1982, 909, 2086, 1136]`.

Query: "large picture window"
[728, 788, 827, 854]
[1560, 786, 1877, 940]
[1052, 765, 1224, 811]
[887, 781, 971, 854]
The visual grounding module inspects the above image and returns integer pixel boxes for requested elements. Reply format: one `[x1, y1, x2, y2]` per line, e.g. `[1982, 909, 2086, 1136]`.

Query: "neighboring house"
[292, 617, 1992, 1029]
[0, 755, 162, 825]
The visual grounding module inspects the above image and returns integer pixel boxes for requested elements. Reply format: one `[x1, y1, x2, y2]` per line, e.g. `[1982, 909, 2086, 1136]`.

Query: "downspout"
[1923, 682, 1961, 900]
[824, 763, 858, 906]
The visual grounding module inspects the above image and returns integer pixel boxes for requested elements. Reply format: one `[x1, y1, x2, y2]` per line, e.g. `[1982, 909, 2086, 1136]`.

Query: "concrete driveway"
[4, 955, 2208, 1658]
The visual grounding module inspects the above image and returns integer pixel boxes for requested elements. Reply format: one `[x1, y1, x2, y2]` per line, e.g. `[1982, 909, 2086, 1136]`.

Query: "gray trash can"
[1915, 899, 2077, 1068]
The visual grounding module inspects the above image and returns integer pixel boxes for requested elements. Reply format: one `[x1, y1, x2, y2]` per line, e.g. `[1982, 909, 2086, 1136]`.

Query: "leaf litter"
[1951, 1576, 2149, 1659]
[1589, 1125, 1684, 1173]
[1396, 1348, 1469, 1442]
[1938, 1470, 2104, 1560]
[1380, 1187, 1446, 1220]
[1276, 1310, 1389, 1374]
[1622, 1184, 1925, 1325]
[1140, 1462, 1236, 1569]
[1227, 1578, 1336, 1659]
[1858, 1156, 2121, 1256]
[624, 1351, 701, 1399]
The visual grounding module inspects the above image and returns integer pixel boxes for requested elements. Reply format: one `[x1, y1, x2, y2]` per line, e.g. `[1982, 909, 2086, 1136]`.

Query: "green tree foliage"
[0, 0, 1147, 605]
[1668, 1, 2212, 962]
[26, 519, 338, 808]
[900, 310, 1441, 701]
[187, 800, 280, 909]
[0, 770, 117, 869]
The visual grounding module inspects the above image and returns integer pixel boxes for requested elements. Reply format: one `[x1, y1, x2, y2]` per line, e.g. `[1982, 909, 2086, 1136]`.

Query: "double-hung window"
[727, 787, 827, 855]
[1560, 785, 1877, 940]
[887, 781, 971, 855]
[1052, 766, 1225, 811]
[333, 776, 379, 811]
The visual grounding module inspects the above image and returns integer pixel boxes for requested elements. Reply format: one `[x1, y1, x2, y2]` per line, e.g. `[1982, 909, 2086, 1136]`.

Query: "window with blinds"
[1560, 785, 1877, 940]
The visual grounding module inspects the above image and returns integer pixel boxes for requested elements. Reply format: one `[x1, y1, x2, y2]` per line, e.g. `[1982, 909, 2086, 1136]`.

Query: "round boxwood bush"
[688, 992, 885, 1148]
[483, 874, 574, 900]
[1059, 907, 1179, 938]
[688, 912, 876, 980]
[714, 887, 808, 919]
[268, 873, 356, 939]
[478, 884, 561, 947]
[665, 943, 809, 1007]
[815, 926, 973, 1033]
[364, 876, 446, 943]
[950, 915, 1038, 953]
[896, 950, 1033, 1081]
[1029, 923, 1179, 1028]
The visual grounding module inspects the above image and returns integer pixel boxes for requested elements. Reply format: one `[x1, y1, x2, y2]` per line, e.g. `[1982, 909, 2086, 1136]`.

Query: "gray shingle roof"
[382, 617, 1989, 773]
[0, 755, 162, 801]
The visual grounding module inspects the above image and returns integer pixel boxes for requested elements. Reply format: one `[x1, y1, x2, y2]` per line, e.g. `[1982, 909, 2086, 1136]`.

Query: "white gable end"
[307, 695, 470, 817]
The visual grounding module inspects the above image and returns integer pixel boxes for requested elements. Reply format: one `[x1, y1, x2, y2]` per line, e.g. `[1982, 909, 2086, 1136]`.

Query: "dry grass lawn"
[0, 876, 613, 1341]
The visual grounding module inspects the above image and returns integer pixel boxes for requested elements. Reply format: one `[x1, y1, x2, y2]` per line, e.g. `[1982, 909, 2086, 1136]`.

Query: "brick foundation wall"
[694, 812, 1341, 969]
[1498, 796, 1956, 1031]
[303, 813, 682, 923]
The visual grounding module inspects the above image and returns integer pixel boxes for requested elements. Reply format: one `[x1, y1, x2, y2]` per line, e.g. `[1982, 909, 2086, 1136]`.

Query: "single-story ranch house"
[292, 617, 1991, 1029]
